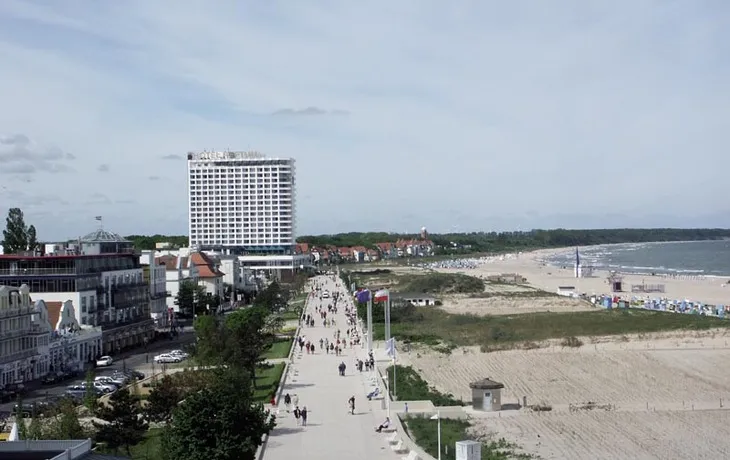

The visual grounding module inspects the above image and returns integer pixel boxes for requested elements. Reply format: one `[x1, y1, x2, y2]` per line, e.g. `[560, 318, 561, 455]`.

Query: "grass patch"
[373, 307, 730, 348]
[263, 338, 293, 359]
[404, 415, 534, 460]
[398, 272, 485, 294]
[253, 362, 285, 403]
[387, 365, 463, 405]
[278, 310, 301, 321]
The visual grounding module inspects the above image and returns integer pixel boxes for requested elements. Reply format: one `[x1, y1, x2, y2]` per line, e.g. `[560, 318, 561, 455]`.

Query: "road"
[0, 331, 195, 415]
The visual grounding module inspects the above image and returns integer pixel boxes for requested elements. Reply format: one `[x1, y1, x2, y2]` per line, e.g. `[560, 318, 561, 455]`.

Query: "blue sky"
[0, 1, 729, 240]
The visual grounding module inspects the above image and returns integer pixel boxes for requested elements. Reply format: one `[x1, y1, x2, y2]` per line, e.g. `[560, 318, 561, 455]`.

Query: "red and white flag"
[374, 289, 389, 302]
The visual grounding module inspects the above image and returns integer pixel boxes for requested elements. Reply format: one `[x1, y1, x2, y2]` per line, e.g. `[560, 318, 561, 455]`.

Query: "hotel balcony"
[0, 267, 76, 276]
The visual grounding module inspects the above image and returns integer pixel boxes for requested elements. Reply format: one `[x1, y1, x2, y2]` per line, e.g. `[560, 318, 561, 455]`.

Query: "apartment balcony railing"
[0, 267, 76, 276]
[0, 306, 33, 318]
[0, 348, 37, 365]
[0, 329, 30, 341]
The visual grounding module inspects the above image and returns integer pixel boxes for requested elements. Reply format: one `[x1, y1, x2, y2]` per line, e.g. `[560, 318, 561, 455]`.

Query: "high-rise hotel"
[187, 150, 296, 255]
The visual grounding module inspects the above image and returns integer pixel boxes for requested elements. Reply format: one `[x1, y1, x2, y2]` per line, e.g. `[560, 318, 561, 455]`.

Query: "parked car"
[82, 381, 115, 394]
[96, 356, 113, 367]
[169, 350, 189, 359]
[66, 385, 101, 398]
[154, 353, 181, 364]
[94, 376, 122, 389]
[124, 370, 145, 380]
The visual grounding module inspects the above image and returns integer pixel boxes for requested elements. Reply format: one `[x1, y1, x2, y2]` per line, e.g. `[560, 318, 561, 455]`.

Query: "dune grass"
[373, 307, 730, 349]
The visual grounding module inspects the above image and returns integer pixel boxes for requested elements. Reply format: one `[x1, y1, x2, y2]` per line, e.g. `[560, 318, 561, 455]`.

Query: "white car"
[96, 356, 113, 367]
[154, 354, 182, 364]
[169, 350, 189, 359]
[83, 381, 115, 394]
[322, 291, 330, 299]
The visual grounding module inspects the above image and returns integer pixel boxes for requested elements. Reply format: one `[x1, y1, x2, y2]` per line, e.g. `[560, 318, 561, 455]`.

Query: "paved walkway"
[263, 275, 395, 460]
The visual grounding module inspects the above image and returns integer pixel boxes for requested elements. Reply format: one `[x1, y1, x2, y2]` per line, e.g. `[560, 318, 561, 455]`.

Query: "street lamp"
[430, 411, 442, 460]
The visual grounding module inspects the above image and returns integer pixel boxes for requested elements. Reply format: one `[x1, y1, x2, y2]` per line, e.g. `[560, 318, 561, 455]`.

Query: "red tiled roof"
[45, 301, 63, 330]
[190, 252, 224, 278]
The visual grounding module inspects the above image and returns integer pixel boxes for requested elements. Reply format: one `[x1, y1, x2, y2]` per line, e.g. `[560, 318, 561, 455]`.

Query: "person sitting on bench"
[367, 387, 380, 400]
[375, 417, 391, 432]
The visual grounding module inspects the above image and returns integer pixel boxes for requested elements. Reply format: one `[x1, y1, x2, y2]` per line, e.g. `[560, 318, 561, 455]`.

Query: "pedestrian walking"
[293, 406, 301, 425]
[301, 406, 308, 426]
[284, 393, 292, 412]
[348, 396, 355, 415]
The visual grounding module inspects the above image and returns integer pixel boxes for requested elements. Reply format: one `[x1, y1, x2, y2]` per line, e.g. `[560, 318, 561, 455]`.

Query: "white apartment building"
[0, 285, 49, 387]
[156, 254, 199, 313]
[187, 150, 296, 253]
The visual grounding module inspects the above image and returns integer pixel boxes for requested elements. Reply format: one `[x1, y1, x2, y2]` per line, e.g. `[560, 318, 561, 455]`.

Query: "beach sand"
[437, 247, 730, 307]
[398, 331, 730, 460]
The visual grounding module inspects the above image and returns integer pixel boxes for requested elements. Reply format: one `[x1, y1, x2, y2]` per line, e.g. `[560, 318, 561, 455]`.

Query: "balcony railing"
[0, 306, 33, 318]
[0, 267, 76, 276]
[0, 348, 37, 365]
[0, 329, 30, 341]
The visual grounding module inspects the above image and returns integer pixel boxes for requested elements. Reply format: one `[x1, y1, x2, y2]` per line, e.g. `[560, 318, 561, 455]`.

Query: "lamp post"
[430, 411, 442, 460]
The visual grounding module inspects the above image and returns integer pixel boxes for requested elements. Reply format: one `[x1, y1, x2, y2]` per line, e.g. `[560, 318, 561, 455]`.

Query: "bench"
[391, 440, 407, 453]
[402, 451, 420, 460]
[386, 432, 398, 444]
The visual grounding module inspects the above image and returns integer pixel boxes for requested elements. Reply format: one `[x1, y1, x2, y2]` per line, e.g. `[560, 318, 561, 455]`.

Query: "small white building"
[140, 253, 171, 329]
[156, 255, 199, 313]
[34, 299, 102, 374]
[0, 285, 49, 386]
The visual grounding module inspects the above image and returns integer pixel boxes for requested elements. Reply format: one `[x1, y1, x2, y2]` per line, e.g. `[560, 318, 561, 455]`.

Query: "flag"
[95, 216, 102, 221]
[430, 413, 439, 420]
[374, 289, 389, 302]
[385, 337, 396, 359]
[355, 289, 370, 303]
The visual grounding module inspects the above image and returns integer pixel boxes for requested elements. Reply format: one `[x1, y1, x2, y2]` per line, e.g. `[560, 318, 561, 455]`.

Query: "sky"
[0, 1, 729, 241]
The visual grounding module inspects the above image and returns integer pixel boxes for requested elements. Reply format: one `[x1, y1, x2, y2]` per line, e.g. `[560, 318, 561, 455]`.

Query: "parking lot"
[0, 332, 195, 417]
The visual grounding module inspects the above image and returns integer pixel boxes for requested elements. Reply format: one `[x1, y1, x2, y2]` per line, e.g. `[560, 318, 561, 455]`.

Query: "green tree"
[192, 315, 227, 366]
[162, 368, 275, 460]
[94, 388, 148, 456]
[45, 399, 88, 439]
[83, 370, 97, 413]
[26, 224, 38, 252]
[253, 281, 288, 312]
[2, 208, 29, 254]
[144, 376, 183, 424]
[175, 280, 207, 316]
[224, 307, 272, 376]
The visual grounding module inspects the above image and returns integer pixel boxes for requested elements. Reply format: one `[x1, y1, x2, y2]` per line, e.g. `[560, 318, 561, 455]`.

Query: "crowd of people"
[283, 274, 394, 435]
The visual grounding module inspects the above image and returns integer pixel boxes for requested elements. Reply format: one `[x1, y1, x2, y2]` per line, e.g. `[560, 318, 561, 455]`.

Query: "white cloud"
[0, 0, 728, 238]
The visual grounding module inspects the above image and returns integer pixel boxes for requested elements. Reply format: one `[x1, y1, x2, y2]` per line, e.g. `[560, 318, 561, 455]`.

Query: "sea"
[543, 240, 730, 277]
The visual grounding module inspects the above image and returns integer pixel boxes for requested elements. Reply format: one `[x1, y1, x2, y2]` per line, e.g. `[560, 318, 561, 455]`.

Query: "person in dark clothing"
[348, 395, 355, 415]
[284, 393, 292, 412]
[301, 406, 308, 426]
[293, 406, 301, 425]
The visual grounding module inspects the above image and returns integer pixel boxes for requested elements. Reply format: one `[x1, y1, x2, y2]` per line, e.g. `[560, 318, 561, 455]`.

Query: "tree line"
[16, 280, 300, 459]
[299, 228, 730, 255]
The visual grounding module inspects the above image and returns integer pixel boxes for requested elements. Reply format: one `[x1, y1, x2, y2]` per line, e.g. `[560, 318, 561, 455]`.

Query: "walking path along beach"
[262, 275, 394, 460]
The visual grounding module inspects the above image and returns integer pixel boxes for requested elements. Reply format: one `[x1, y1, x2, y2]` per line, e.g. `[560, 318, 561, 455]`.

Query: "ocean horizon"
[544, 240, 730, 278]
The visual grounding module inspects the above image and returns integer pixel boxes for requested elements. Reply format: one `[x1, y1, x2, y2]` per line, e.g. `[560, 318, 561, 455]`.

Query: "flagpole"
[366, 297, 373, 354]
[437, 410, 442, 460]
[393, 351, 397, 399]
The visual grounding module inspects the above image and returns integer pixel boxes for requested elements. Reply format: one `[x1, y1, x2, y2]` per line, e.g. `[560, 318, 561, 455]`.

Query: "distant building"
[0, 285, 49, 386]
[155, 255, 199, 314]
[34, 299, 102, 376]
[0, 228, 155, 354]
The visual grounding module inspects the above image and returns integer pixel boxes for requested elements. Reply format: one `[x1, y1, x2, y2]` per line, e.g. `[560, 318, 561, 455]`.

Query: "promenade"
[262, 275, 394, 460]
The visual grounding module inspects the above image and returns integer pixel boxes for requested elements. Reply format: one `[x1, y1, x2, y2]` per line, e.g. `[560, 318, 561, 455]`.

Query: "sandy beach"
[436, 247, 730, 307]
[398, 331, 730, 460]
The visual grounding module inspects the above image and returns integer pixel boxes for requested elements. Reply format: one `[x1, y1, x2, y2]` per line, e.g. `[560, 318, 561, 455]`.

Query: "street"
[0, 331, 196, 416]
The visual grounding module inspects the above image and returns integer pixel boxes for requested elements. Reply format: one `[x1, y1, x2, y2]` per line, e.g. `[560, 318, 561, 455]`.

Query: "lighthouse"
[574, 247, 582, 278]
